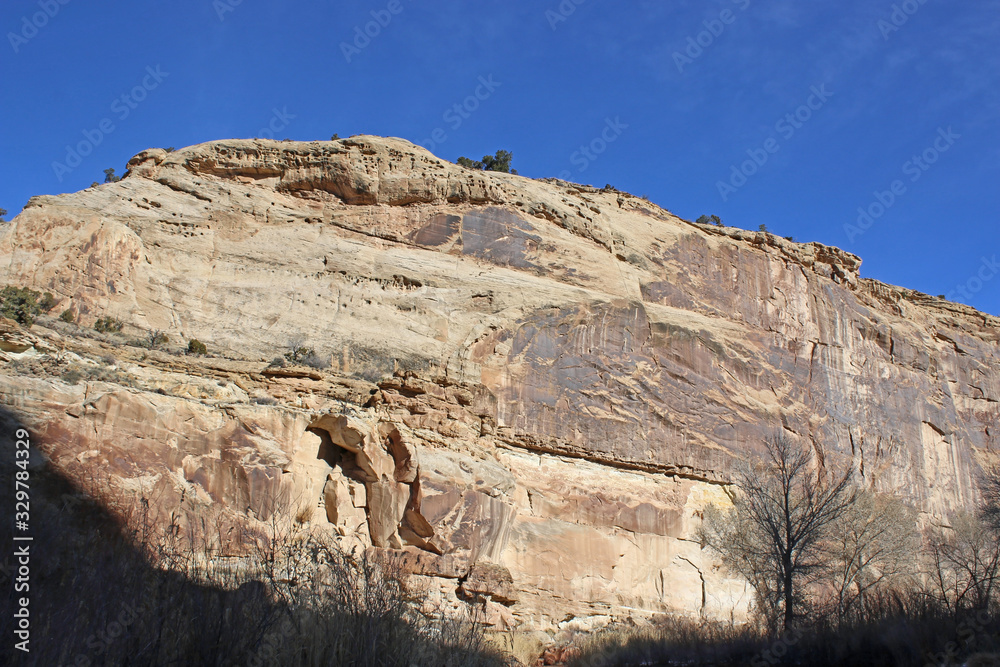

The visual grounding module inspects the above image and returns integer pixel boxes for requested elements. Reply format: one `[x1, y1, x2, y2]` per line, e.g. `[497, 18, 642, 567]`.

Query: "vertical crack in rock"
[677, 555, 707, 616]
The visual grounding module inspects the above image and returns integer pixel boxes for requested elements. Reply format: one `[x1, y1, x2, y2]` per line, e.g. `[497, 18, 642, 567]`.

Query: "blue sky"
[2, 0, 998, 314]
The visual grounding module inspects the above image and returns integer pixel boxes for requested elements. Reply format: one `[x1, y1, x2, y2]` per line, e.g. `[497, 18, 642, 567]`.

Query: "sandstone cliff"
[2, 136, 998, 632]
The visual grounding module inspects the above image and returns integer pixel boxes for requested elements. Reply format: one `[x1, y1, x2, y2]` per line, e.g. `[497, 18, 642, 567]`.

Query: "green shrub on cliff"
[284, 345, 316, 363]
[0, 285, 43, 326]
[457, 150, 517, 174]
[94, 316, 124, 333]
[38, 292, 57, 312]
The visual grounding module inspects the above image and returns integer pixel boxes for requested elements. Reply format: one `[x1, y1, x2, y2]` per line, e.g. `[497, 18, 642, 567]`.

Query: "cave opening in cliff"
[307, 424, 372, 542]
[309, 425, 368, 485]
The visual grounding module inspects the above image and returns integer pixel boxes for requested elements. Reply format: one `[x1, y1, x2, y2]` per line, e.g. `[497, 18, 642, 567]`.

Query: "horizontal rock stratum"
[2, 136, 998, 631]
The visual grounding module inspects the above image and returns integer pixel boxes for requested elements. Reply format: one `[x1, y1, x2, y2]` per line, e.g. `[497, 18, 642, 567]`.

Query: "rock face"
[2, 136, 998, 632]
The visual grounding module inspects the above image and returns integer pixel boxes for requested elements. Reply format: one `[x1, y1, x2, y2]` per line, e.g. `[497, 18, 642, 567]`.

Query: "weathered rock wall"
[1, 136, 997, 632]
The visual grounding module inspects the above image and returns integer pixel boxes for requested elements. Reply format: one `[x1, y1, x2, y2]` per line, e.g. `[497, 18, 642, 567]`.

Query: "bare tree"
[701, 499, 784, 628]
[927, 511, 1000, 614]
[701, 434, 855, 632]
[823, 488, 919, 622]
[919, 462, 1000, 616]
[146, 328, 168, 349]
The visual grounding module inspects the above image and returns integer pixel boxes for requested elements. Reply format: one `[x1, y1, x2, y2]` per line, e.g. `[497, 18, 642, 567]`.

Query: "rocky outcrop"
[1, 136, 998, 634]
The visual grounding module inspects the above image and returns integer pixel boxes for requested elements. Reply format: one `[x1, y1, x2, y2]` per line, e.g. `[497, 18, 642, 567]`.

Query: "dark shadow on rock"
[0, 404, 510, 667]
[0, 403, 285, 667]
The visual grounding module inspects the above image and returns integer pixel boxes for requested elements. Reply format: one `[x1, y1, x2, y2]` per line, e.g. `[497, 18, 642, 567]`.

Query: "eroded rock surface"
[1, 136, 998, 632]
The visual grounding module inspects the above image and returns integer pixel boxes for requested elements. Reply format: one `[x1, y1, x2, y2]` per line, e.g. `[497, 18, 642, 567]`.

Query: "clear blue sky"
[2, 0, 998, 314]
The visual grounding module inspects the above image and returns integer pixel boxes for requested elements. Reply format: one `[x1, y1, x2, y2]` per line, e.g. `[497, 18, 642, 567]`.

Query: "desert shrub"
[146, 329, 168, 349]
[300, 352, 330, 369]
[61, 367, 85, 385]
[284, 339, 327, 367]
[104, 167, 119, 183]
[295, 505, 314, 525]
[0, 285, 43, 326]
[39, 292, 57, 312]
[696, 214, 722, 226]
[187, 339, 207, 355]
[58, 363, 131, 387]
[252, 396, 278, 405]
[269, 356, 287, 368]
[348, 344, 416, 383]
[59, 309, 75, 323]
[94, 316, 124, 333]
[284, 344, 316, 363]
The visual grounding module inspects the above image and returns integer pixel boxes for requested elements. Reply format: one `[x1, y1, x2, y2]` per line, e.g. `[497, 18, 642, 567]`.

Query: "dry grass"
[566, 605, 1000, 667]
[295, 504, 315, 525]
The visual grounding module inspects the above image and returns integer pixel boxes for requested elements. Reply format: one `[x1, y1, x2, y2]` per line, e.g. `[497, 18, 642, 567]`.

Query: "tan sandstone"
[1, 136, 998, 633]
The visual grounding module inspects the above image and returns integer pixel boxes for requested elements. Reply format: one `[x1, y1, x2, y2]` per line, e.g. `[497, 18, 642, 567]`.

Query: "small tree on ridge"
[457, 150, 517, 174]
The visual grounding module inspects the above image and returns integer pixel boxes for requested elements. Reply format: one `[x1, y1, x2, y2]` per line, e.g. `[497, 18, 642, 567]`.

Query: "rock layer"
[1, 136, 998, 632]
